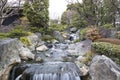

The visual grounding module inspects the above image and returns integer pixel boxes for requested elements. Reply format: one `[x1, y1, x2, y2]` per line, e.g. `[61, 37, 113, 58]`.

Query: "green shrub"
[20, 37, 32, 46]
[41, 35, 54, 42]
[49, 24, 67, 32]
[29, 27, 42, 33]
[92, 42, 120, 64]
[0, 33, 8, 39]
[102, 23, 114, 29]
[8, 26, 33, 38]
[73, 38, 81, 43]
[80, 28, 88, 40]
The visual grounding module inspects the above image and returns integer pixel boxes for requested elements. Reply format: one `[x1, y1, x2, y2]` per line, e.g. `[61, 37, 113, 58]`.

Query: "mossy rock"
[41, 35, 54, 42]
[0, 33, 8, 39]
[20, 37, 32, 46]
[81, 51, 95, 65]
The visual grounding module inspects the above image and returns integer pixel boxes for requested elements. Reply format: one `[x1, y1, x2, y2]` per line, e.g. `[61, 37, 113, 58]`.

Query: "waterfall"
[32, 72, 81, 80]
[10, 66, 18, 80]
[16, 72, 81, 80]
[14, 62, 81, 80]
[15, 75, 22, 80]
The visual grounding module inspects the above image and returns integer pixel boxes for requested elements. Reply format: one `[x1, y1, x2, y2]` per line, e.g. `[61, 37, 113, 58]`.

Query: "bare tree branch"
[0, 0, 22, 27]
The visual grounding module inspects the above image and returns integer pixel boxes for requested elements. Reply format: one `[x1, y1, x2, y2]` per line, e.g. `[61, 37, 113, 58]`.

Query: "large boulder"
[53, 31, 64, 42]
[89, 55, 120, 80]
[0, 38, 21, 77]
[66, 39, 92, 56]
[0, 38, 35, 77]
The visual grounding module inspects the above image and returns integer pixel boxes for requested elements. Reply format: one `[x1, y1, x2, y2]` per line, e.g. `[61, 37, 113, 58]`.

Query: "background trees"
[63, 0, 120, 28]
[23, 0, 49, 29]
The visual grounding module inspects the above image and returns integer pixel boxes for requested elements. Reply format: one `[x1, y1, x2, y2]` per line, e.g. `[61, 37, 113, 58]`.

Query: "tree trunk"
[0, 18, 4, 27]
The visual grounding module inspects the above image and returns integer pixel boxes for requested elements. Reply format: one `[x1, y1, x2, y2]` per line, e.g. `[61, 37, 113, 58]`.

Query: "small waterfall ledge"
[11, 62, 82, 80]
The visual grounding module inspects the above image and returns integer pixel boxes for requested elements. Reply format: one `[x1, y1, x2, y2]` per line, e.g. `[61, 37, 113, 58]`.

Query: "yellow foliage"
[82, 51, 94, 65]
[86, 27, 101, 41]
[20, 37, 32, 46]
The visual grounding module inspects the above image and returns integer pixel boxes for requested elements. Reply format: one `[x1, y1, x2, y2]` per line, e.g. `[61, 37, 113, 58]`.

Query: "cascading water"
[14, 62, 81, 80]
[32, 72, 80, 80]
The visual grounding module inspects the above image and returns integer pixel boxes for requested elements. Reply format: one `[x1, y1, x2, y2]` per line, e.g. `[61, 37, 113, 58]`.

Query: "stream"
[9, 39, 91, 80]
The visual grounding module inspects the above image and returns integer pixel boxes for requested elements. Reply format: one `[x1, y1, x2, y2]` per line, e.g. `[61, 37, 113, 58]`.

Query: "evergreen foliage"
[92, 42, 120, 64]
[61, 0, 119, 28]
[23, 0, 49, 29]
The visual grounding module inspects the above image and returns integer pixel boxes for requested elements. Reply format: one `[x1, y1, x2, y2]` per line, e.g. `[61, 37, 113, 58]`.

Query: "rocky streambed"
[0, 33, 120, 80]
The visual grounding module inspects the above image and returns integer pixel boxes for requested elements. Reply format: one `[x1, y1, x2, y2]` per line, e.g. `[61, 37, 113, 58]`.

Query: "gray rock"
[53, 31, 64, 42]
[27, 34, 40, 45]
[18, 44, 35, 60]
[89, 55, 120, 80]
[53, 43, 68, 50]
[0, 38, 35, 77]
[43, 49, 68, 62]
[35, 32, 42, 38]
[26, 34, 41, 51]
[36, 45, 48, 52]
[70, 27, 77, 33]
[67, 39, 92, 56]
[75, 61, 89, 76]
[0, 38, 21, 77]
[35, 56, 43, 62]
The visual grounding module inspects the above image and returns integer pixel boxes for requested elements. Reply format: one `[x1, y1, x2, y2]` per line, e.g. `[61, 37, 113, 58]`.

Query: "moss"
[82, 51, 94, 65]
[41, 35, 54, 42]
[20, 37, 32, 46]
[73, 39, 81, 43]
[92, 42, 120, 64]
[20, 17, 29, 25]
[0, 33, 8, 39]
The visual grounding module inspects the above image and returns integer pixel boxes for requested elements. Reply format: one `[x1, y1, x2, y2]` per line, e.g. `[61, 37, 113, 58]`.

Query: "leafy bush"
[80, 28, 88, 40]
[20, 16, 30, 26]
[41, 35, 54, 42]
[102, 23, 114, 29]
[20, 37, 32, 46]
[28, 27, 40, 33]
[49, 24, 67, 32]
[95, 38, 120, 45]
[23, 0, 49, 28]
[0, 33, 8, 39]
[80, 27, 101, 41]
[8, 26, 33, 38]
[71, 15, 87, 28]
[86, 27, 101, 41]
[92, 42, 120, 64]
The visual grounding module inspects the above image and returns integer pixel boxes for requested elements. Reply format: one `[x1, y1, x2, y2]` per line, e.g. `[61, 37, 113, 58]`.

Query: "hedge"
[91, 42, 120, 64]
